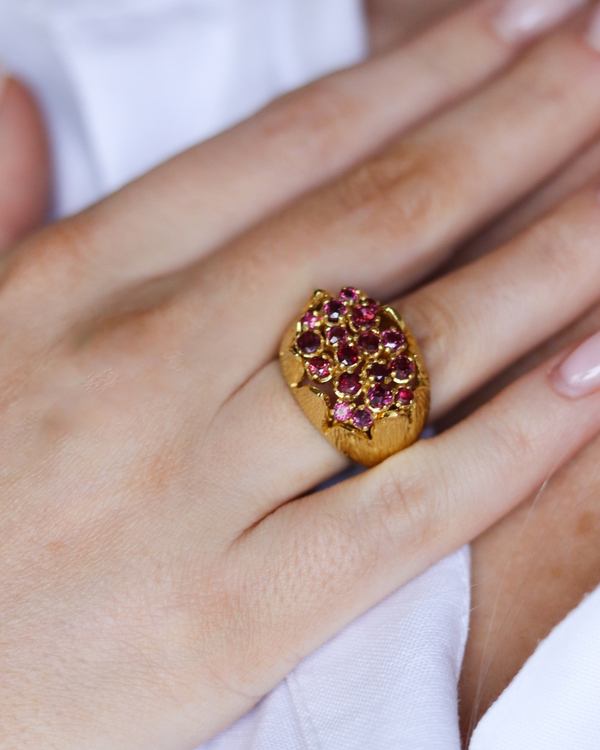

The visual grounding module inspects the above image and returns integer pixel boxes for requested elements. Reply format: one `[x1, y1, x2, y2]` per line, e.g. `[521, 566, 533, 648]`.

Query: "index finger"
[39, 0, 564, 287]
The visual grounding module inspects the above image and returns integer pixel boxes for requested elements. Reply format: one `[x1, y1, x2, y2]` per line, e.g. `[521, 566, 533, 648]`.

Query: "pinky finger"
[235, 331, 600, 691]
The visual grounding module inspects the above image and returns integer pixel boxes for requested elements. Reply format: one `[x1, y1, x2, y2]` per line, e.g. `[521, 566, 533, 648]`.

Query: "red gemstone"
[301, 312, 319, 329]
[297, 330, 321, 354]
[357, 331, 380, 355]
[362, 299, 379, 317]
[338, 345, 359, 368]
[338, 372, 361, 396]
[327, 325, 348, 346]
[368, 363, 389, 382]
[353, 408, 374, 430]
[333, 401, 353, 422]
[352, 307, 376, 330]
[340, 286, 359, 302]
[324, 299, 346, 323]
[391, 355, 415, 380]
[382, 329, 405, 352]
[307, 356, 331, 380]
[367, 384, 394, 410]
[397, 387, 414, 406]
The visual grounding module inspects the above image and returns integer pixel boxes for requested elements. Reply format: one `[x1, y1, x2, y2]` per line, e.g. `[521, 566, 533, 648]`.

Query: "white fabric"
[1, 1, 600, 748]
[204, 547, 471, 750]
[470, 586, 600, 749]
[0, 0, 367, 217]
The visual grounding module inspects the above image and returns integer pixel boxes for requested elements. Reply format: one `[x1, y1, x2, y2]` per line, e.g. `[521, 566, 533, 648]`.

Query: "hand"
[3, 4, 600, 747]
[363, 0, 600, 732]
[449, 101, 600, 740]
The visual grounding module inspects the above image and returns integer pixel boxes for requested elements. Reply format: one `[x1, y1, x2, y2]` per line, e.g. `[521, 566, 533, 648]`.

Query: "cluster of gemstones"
[294, 287, 418, 433]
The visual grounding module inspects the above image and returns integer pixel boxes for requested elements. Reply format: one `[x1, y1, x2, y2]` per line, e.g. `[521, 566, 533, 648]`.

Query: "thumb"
[0, 73, 51, 253]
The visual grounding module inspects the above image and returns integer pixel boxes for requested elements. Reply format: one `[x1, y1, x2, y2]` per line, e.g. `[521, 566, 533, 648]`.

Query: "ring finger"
[216, 182, 600, 526]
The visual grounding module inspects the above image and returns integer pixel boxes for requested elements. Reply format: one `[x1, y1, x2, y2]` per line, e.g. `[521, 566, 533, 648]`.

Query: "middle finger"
[171, 23, 600, 395]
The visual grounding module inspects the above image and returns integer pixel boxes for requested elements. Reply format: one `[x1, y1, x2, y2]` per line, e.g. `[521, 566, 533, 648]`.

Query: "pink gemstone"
[357, 331, 380, 355]
[308, 356, 331, 380]
[367, 384, 394, 410]
[391, 355, 415, 380]
[397, 387, 414, 406]
[301, 312, 318, 329]
[353, 408, 374, 430]
[361, 299, 379, 319]
[338, 372, 361, 396]
[382, 330, 405, 352]
[327, 325, 348, 346]
[324, 299, 346, 323]
[333, 401, 353, 422]
[368, 363, 389, 382]
[297, 331, 321, 354]
[338, 345, 359, 368]
[352, 308, 376, 330]
[340, 286, 360, 302]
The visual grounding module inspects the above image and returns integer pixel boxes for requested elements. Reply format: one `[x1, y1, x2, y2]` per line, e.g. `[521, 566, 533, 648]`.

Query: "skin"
[3, 3, 600, 747]
[368, 0, 600, 739]
[0, 78, 50, 249]
[451, 148, 600, 741]
[366, 0, 471, 52]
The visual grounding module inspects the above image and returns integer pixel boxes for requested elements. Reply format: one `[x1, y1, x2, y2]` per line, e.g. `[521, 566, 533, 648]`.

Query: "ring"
[279, 288, 430, 467]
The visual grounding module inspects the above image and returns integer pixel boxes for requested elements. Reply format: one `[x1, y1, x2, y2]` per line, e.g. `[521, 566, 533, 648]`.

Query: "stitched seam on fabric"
[285, 672, 324, 750]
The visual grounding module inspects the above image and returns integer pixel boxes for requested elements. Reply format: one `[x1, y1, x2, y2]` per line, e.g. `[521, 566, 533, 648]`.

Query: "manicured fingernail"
[553, 331, 600, 398]
[586, 5, 600, 51]
[493, 0, 587, 43]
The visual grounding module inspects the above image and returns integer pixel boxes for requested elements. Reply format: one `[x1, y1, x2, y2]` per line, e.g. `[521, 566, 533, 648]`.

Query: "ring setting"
[280, 288, 430, 467]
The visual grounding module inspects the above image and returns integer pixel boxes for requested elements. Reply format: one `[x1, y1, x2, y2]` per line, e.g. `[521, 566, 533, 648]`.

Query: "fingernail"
[493, 0, 587, 43]
[586, 4, 600, 51]
[552, 331, 600, 398]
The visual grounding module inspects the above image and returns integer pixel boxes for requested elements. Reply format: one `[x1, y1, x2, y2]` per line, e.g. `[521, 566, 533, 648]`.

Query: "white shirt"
[1, 2, 600, 747]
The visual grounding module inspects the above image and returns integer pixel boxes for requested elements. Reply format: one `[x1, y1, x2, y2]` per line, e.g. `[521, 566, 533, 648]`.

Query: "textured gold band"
[279, 288, 430, 467]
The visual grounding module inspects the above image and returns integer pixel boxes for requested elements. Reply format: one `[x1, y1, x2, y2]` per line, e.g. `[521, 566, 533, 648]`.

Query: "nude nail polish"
[552, 331, 600, 398]
[493, 0, 587, 43]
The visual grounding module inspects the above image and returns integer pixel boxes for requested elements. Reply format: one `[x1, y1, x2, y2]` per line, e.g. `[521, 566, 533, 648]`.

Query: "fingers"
[398, 186, 600, 417]
[73, 0, 562, 280]
[216, 184, 600, 525]
[0, 77, 50, 252]
[169, 23, 600, 391]
[5, 0, 574, 313]
[231, 339, 600, 694]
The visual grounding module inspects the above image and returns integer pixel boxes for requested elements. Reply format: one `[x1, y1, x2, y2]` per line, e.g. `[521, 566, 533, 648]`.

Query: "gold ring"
[279, 288, 430, 467]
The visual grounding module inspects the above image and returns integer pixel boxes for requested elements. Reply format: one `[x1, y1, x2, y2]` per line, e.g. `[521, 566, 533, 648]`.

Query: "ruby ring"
[279, 288, 430, 467]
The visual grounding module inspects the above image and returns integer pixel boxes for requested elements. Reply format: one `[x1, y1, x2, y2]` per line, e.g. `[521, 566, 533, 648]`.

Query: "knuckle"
[483, 401, 534, 467]
[260, 78, 355, 161]
[511, 58, 568, 112]
[333, 146, 422, 212]
[366, 456, 443, 554]
[331, 142, 456, 245]
[524, 211, 586, 285]
[0, 219, 97, 315]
